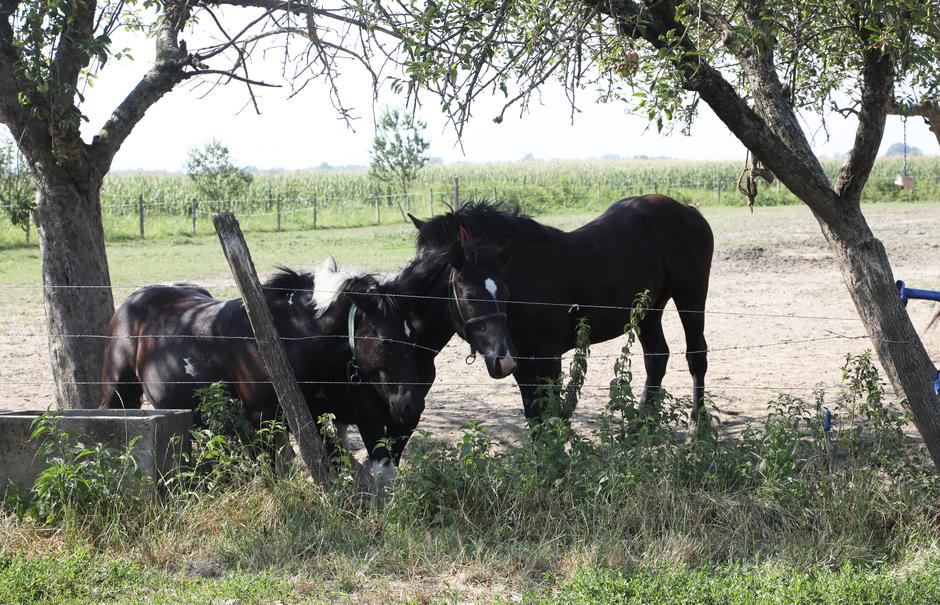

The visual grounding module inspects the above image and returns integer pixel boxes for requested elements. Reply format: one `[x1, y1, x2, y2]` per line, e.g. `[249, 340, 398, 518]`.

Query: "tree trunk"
[815, 205, 940, 465]
[33, 170, 114, 409]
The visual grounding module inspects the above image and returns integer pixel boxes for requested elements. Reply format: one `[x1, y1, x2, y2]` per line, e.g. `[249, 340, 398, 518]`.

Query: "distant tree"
[884, 142, 923, 157]
[185, 141, 252, 206]
[369, 108, 430, 196]
[520, 153, 535, 161]
[0, 135, 34, 233]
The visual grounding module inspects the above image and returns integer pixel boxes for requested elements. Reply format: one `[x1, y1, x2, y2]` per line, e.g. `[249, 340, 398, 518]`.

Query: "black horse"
[99, 259, 427, 470]
[339, 237, 518, 469]
[409, 195, 714, 420]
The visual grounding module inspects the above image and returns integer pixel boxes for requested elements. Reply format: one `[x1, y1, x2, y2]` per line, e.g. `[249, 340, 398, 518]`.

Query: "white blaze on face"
[287, 292, 295, 306]
[484, 277, 498, 300]
[183, 358, 197, 377]
[403, 320, 412, 338]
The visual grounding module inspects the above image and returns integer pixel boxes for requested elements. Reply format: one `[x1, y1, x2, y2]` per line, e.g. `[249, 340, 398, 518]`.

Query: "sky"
[4, 15, 938, 172]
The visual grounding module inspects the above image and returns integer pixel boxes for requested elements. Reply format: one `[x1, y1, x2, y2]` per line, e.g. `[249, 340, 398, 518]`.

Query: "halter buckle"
[346, 358, 361, 384]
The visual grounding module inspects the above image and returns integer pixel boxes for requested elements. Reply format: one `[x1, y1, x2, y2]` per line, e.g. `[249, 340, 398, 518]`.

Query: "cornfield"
[3, 157, 939, 247]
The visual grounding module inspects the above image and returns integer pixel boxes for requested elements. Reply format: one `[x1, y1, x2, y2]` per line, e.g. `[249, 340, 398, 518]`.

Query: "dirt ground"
[2, 203, 939, 452]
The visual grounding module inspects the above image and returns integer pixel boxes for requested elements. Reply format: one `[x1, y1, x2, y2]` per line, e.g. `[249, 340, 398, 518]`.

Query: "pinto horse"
[409, 196, 714, 420]
[99, 259, 426, 470]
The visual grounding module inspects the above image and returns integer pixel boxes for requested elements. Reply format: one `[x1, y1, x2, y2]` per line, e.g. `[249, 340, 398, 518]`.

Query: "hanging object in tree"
[894, 114, 916, 190]
[737, 150, 776, 213]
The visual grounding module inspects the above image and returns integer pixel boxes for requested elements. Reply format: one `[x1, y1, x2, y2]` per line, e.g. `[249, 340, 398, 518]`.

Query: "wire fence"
[5, 172, 940, 247]
[2, 279, 932, 408]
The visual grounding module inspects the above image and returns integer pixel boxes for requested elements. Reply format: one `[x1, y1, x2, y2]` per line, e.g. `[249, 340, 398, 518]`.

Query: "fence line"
[0, 378, 847, 393]
[0, 282, 872, 323]
[0, 331, 888, 360]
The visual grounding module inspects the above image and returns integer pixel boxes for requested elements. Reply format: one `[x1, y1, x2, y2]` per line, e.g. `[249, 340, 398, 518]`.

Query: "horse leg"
[514, 357, 563, 421]
[674, 291, 709, 421]
[355, 420, 398, 496]
[637, 306, 669, 414]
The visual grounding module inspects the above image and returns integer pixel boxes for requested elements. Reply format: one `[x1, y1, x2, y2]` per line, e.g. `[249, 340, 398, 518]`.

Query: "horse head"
[316, 261, 426, 429]
[409, 211, 518, 379]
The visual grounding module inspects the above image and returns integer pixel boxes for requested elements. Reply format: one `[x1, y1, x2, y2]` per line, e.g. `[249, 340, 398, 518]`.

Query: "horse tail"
[98, 301, 144, 409]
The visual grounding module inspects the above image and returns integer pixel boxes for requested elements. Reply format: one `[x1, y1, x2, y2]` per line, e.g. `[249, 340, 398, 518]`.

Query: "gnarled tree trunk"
[820, 212, 940, 456]
[33, 169, 114, 409]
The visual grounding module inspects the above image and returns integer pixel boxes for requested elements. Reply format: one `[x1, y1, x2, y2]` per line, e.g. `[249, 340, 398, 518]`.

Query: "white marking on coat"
[183, 358, 197, 377]
[287, 292, 295, 306]
[403, 321, 412, 338]
[484, 278, 498, 300]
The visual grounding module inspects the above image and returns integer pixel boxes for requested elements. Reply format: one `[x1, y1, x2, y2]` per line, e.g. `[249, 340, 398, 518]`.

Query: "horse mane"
[391, 234, 507, 298]
[416, 199, 564, 250]
[312, 257, 402, 318]
[263, 267, 315, 305]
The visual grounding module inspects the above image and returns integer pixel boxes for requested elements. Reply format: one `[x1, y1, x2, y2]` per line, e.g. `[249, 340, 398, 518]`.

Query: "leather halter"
[346, 303, 361, 382]
[449, 269, 507, 363]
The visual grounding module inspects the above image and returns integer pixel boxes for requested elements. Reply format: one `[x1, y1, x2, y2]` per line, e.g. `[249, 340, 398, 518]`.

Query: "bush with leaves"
[168, 383, 287, 493]
[0, 135, 35, 232]
[369, 108, 430, 196]
[185, 140, 253, 209]
[6, 412, 151, 528]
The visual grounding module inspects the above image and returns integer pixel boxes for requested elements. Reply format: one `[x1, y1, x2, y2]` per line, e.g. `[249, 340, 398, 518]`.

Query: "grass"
[1, 330, 939, 602]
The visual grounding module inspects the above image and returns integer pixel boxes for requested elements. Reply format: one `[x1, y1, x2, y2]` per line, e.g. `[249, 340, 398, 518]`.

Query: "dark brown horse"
[99, 259, 428, 469]
[341, 237, 518, 467]
[409, 196, 714, 420]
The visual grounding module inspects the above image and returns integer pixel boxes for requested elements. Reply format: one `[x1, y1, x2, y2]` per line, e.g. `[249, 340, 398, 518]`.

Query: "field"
[1, 192, 940, 602]
[3, 157, 940, 248]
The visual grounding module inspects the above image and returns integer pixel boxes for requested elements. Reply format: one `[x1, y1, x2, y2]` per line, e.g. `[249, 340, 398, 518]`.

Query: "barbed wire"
[0, 331, 901, 360]
[0, 378, 847, 393]
[0, 282, 874, 322]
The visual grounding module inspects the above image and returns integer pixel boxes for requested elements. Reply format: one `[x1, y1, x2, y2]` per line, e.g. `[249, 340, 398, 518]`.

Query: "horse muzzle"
[389, 392, 425, 428]
[484, 350, 517, 379]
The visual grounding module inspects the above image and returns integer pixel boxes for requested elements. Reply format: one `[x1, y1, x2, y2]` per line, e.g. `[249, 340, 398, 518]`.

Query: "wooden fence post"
[138, 194, 145, 240]
[312, 193, 318, 229]
[373, 191, 380, 225]
[212, 212, 329, 481]
[716, 181, 722, 204]
[191, 197, 197, 235]
[25, 215, 30, 245]
[276, 194, 282, 232]
[428, 190, 434, 217]
[453, 176, 459, 210]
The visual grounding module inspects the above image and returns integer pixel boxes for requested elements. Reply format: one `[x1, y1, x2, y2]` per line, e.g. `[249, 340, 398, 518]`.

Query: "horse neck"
[290, 297, 354, 379]
[394, 258, 455, 353]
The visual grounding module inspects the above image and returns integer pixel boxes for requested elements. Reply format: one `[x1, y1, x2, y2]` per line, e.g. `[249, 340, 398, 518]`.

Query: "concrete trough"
[0, 409, 193, 492]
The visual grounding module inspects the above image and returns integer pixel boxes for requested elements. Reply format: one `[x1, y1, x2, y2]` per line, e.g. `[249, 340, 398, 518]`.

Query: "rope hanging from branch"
[737, 150, 775, 213]
[894, 113, 916, 190]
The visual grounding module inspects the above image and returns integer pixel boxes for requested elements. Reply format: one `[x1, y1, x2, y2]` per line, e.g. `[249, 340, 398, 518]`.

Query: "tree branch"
[834, 46, 894, 204]
[221, 0, 402, 40]
[591, 0, 864, 233]
[888, 98, 940, 148]
[89, 1, 195, 171]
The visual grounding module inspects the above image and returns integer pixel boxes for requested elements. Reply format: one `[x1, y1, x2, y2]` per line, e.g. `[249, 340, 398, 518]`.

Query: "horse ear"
[407, 213, 425, 230]
[444, 214, 461, 238]
[498, 241, 513, 266]
[446, 240, 467, 270]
